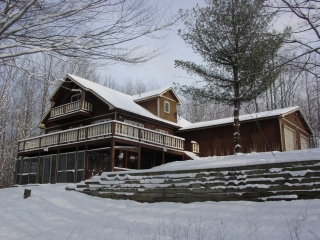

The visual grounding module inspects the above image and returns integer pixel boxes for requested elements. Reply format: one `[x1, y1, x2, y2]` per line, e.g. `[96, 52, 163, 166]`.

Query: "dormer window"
[71, 94, 81, 102]
[164, 101, 170, 113]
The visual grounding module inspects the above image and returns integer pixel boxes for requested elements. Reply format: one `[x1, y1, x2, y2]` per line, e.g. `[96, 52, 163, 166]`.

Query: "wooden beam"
[110, 139, 115, 171]
[162, 151, 165, 165]
[137, 146, 141, 170]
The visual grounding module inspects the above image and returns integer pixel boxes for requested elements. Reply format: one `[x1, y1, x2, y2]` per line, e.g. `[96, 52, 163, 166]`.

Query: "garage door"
[300, 135, 309, 149]
[284, 125, 295, 151]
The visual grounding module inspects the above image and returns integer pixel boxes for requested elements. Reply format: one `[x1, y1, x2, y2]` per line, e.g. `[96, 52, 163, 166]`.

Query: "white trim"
[164, 101, 170, 113]
[124, 119, 144, 128]
[282, 118, 311, 135]
[155, 129, 168, 134]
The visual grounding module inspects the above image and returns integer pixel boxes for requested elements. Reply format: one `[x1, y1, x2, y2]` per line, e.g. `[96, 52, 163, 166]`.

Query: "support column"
[125, 150, 128, 168]
[56, 149, 60, 183]
[162, 151, 165, 165]
[84, 146, 88, 180]
[110, 139, 115, 171]
[137, 146, 141, 170]
[75, 146, 78, 183]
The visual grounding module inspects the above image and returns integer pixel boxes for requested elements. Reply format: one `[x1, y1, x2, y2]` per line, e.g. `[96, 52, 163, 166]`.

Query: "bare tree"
[269, 0, 320, 76]
[0, 0, 178, 68]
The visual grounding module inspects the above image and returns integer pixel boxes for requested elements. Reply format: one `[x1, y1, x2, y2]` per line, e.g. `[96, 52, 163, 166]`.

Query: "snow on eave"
[67, 74, 181, 127]
[281, 107, 313, 135]
[132, 86, 182, 105]
[178, 106, 302, 132]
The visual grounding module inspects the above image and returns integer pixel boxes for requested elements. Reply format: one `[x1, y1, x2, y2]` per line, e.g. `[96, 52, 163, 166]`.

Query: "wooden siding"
[136, 98, 158, 116]
[280, 112, 311, 151]
[159, 95, 177, 123]
[177, 118, 282, 157]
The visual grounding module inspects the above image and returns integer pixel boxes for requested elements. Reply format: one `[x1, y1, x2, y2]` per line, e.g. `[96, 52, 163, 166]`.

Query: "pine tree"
[175, 0, 289, 154]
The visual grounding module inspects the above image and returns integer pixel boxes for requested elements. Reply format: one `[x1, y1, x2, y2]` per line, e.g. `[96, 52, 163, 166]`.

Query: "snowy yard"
[1, 183, 320, 239]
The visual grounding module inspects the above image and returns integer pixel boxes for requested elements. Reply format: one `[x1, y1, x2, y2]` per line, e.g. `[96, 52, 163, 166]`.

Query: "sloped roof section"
[132, 86, 182, 104]
[178, 106, 302, 131]
[67, 74, 181, 127]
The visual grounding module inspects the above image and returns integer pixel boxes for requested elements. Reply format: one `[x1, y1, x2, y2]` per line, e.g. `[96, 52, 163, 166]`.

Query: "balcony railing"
[18, 121, 184, 152]
[50, 100, 92, 118]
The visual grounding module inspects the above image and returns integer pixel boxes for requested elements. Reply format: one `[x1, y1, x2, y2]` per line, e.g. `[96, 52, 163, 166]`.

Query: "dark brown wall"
[177, 118, 281, 157]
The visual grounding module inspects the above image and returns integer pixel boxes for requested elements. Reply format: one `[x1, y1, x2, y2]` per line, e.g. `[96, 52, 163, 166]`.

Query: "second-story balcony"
[50, 100, 93, 118]
[18, 121, 185, 153]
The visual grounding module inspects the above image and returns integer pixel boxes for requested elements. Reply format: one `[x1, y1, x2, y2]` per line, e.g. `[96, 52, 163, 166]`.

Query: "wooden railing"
[18, 121, 184, 152]
[50, 100, 92, 118]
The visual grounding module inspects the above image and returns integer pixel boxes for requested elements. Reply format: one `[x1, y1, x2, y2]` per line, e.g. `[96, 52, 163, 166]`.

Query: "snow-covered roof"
[61, 74, 181, 127]
[177, 116, 191, 127]
[179, 106, 301, 131]
[132, 86, 182, 104]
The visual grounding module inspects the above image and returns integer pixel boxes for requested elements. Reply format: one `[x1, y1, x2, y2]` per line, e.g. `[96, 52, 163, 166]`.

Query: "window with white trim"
[124, 119, 144, 127]
[92, 118, 111, 124]
[155, 129, 168, 134]
[164, 101, 170, 113]
[191, 141, 199, 153]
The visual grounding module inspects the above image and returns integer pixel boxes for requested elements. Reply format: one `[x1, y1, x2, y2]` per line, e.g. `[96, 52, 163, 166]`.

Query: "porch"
[16, 121, 185, 185]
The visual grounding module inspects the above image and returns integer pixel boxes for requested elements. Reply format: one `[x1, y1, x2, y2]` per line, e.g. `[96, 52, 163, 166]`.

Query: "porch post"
[137, 146, 141, 170]
[56, 149, 60, 183]
[125, 150, 128, 168]
[162, 151, 165, 165]
[75, 146, 78, 183]
[84, 145, 88, 180]
[110, 139, 115, 171]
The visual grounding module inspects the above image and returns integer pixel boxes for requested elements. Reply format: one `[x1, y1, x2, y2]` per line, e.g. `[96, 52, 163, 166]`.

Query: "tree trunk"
[233, 99, 241, 154]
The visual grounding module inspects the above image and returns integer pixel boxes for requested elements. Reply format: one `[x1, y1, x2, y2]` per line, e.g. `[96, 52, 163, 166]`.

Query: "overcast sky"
[99, 0, 207, 87]
[100, 0, 294, 88]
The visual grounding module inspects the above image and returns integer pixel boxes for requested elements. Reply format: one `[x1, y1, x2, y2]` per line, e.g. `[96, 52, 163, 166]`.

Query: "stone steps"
[76, 159, 320, 202]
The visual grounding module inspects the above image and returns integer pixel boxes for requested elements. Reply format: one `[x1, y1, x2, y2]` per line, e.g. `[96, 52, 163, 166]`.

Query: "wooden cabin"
[176, 107, 313, 157]
[16, 74, 313, 185]
[16, 74, 190, 185]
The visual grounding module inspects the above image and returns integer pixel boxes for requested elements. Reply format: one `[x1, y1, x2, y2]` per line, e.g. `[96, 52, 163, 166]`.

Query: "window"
[164, 101, 170, 113]
[155, 129, 168, 134]
[191, 141, 200, 153]
[68, 124, 83, 129]
[71, 94, 81, 102]
[92, 118, 111, 124]
[124, 119, 144, 127]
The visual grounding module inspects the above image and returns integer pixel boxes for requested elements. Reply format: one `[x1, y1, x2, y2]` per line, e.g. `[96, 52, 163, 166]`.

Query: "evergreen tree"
[175, 0, 289, 154]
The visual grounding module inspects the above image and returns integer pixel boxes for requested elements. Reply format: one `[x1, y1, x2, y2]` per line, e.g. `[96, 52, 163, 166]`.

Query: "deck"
[18, 120, 185, 152]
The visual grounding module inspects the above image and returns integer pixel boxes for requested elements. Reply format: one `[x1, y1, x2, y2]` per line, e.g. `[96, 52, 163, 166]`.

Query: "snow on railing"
[18, 121, 185, 151]
[50, 100, 92, 117]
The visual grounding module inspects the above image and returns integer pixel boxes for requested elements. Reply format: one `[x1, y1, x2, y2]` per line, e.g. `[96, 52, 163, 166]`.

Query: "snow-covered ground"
[2, 148, 320, 239]
[0, 184, 319, 239]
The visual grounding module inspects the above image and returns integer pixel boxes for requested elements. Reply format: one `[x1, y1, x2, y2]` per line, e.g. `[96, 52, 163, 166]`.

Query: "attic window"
[164, 101, 170, 113]
[71, 94, 81, 102]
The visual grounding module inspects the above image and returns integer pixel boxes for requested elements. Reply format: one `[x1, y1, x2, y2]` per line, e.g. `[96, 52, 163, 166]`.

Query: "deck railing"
[18, 121, 184, 151]
[50, 100, 92, 118]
